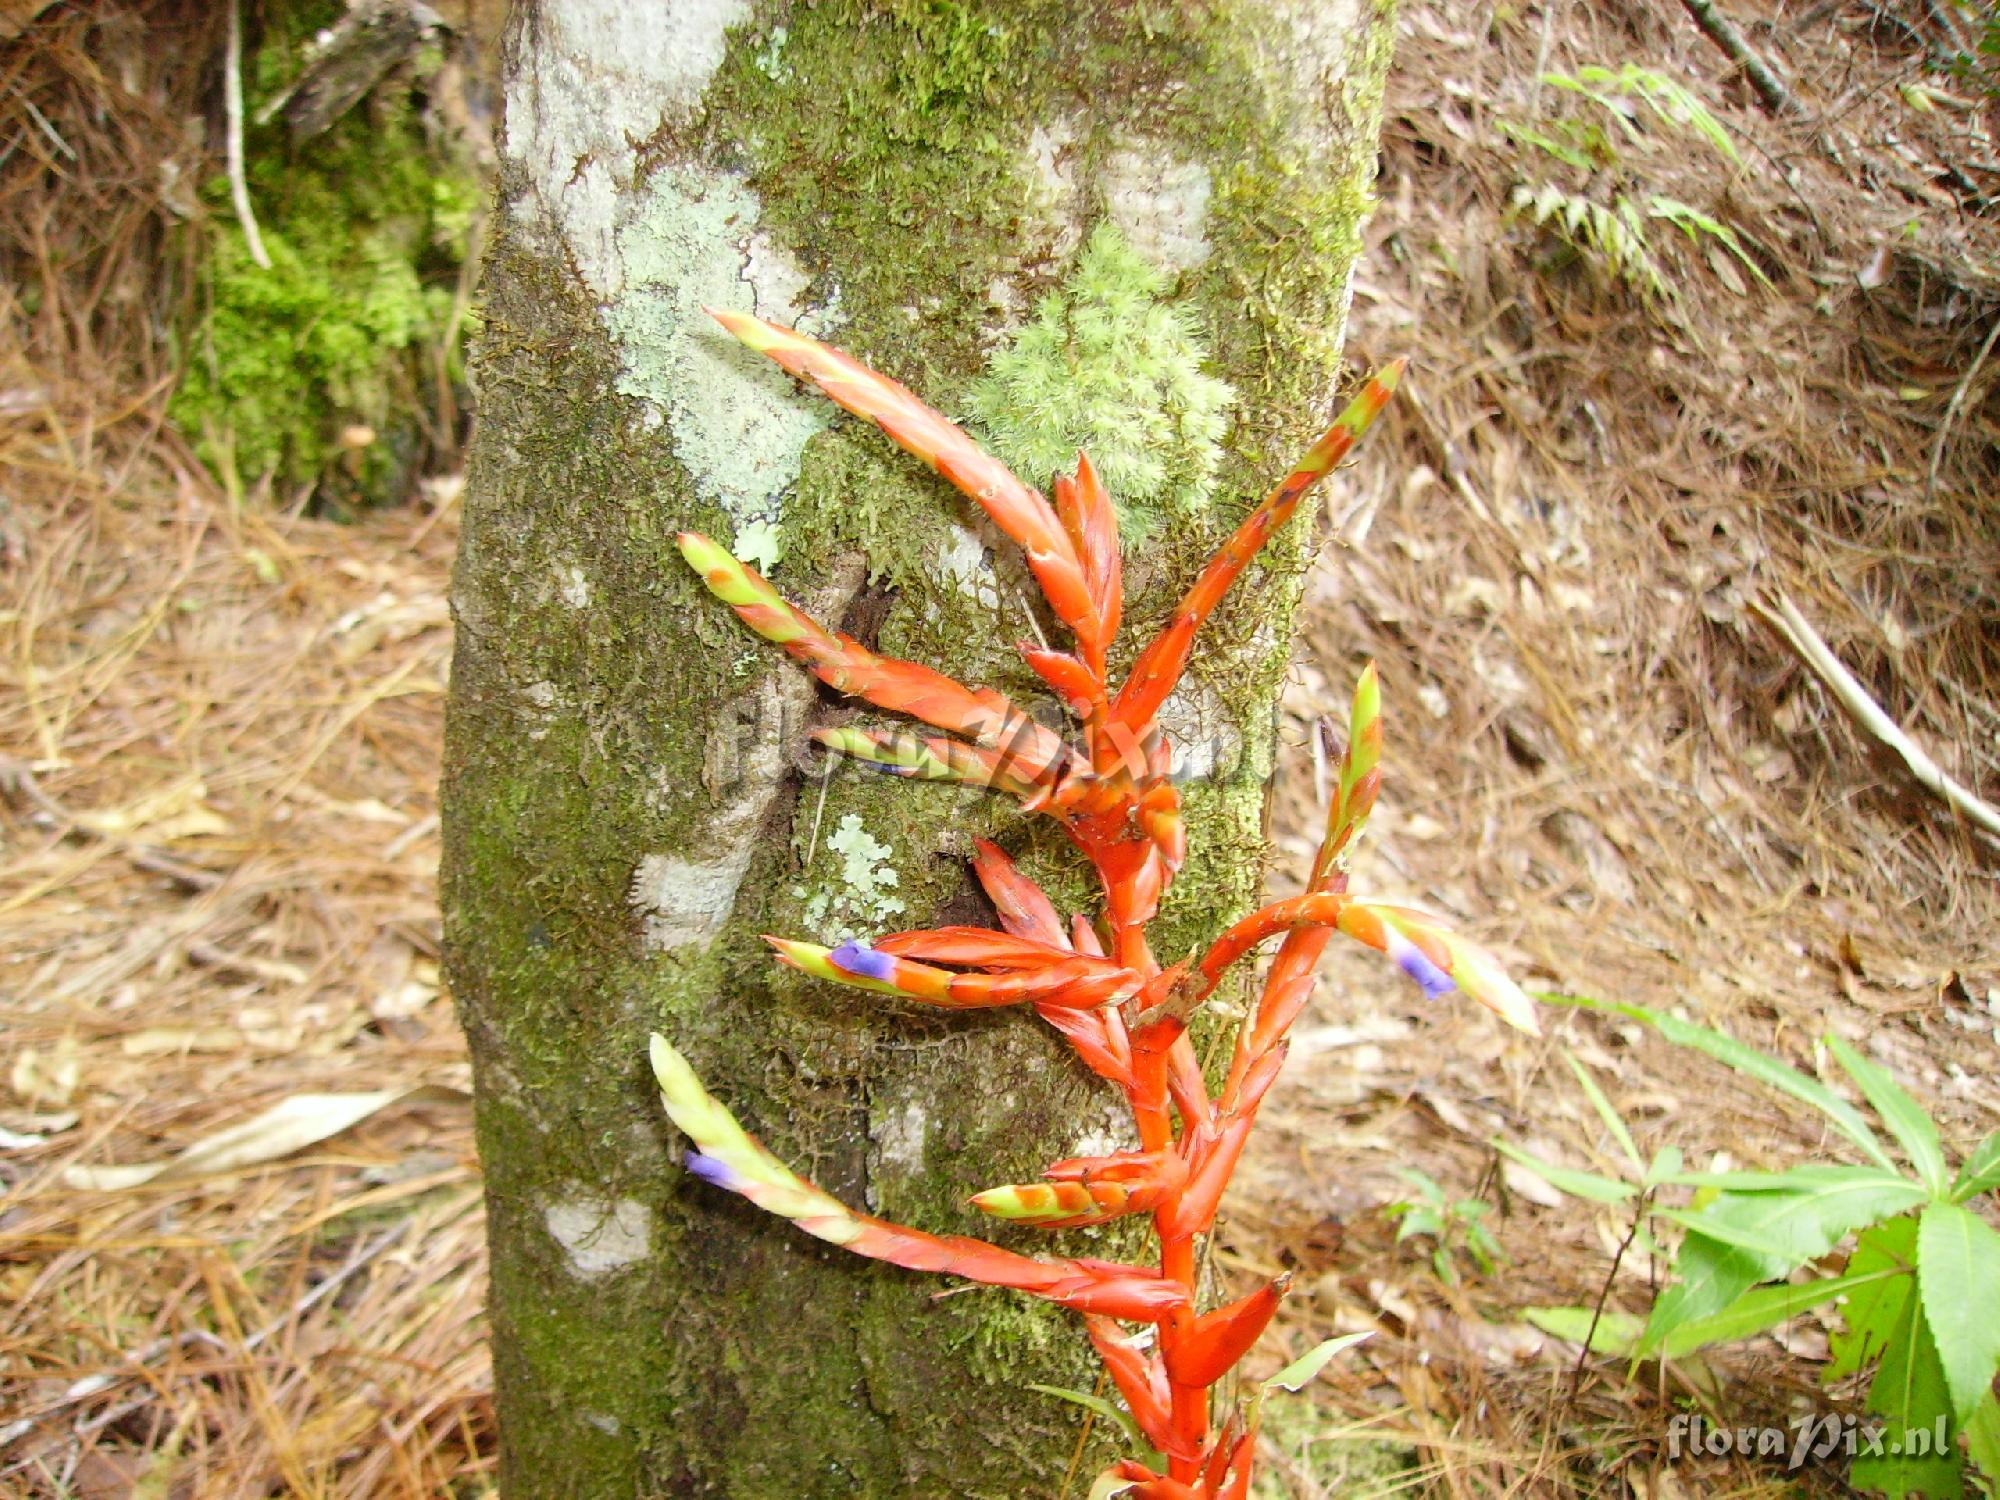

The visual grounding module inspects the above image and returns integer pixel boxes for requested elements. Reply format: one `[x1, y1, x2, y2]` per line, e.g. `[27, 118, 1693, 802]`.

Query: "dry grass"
[2, 0, 1997, 1496]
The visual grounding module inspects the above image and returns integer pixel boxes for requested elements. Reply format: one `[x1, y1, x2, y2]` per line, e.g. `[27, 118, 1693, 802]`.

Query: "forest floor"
[3, 2, 1997, 1497]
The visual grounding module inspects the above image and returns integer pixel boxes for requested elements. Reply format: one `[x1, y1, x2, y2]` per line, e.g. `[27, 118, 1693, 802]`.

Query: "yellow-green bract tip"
[677, 530, 731, 574]
[649, 1032, 703, 1132]
[706, 304, 782, 351]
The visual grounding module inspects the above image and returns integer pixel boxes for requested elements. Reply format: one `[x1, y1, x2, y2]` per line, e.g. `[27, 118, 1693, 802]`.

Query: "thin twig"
[224, 0, 271, 269]
[1570, 1194, 1647, 1403]
[1752, 592, 2000, 843]
[1925, 307, 2000, 506]
[1678, 0, 1804, 116]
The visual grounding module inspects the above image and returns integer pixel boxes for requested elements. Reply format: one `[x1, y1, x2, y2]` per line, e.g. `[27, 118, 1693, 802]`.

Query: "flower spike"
[1112, 361, 1405, 736]
[661, 318, 1519, 1493]
[681, 532, 1068, 780]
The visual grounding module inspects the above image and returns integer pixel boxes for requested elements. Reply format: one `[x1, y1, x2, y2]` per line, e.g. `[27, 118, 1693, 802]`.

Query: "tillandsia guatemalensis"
[652, 308, 1541, 1498]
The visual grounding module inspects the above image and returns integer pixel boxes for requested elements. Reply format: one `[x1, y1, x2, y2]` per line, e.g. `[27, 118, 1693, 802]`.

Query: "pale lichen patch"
[544, 1193, 653, 1280]
[1103, 147, 1214, 271]
[798, 813, 906, 940]
[632, 665, 831, 952]
[557, 565, 591, 610]
[503, 0, 752, 297]
[870, 1099, 929, 1206]
[1159, 678, 1244, 783]
[604, 167, 829, 533]
[630, 849, 755, 951]
[937, 523, 1000, 610]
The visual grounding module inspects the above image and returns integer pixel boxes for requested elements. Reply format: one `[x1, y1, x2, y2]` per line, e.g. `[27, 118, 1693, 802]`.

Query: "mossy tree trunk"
[442, 2, 1399, 1495]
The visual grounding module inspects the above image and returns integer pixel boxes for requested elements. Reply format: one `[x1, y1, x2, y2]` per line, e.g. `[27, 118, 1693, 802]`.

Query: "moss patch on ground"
[170, 4, 480, 507]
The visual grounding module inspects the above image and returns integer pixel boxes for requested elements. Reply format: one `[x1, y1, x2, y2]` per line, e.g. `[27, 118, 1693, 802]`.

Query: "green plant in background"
[169, 4, 481, 509]
[1947, 2, 2000, 96]
[967, 223, 1234, 537]
[1500, 62, 1770, 306]
[1384, 1168, 1502, 1286]
[1507, 997, 2000, 1497]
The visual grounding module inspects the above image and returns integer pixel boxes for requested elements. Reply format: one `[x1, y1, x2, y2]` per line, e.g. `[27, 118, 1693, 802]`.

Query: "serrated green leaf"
[1523, 1305, 1643, 1355]
[1952, 1130, 2000, 1203]
[1851, 1283, 1963, 1497]
[1564, 1050, 1641, 1172]
[1543, 994, 1895, 1172]
[1917, 1202, 2000, 1425]
[1966, 1391, 2000, 1487]
[1825, 1035, 1949, 1196]
[1828, 1216, 1919, 1381]
[1645, 1177, 1928, 1360]
[1665, 1177, 1928, 1270]
[1267, 1332, 1373, 1393]
[1653, 1208, 1800, 1260]
[1491, 1138, 1636, 1203]
[1658, 1263, 1910, 1359]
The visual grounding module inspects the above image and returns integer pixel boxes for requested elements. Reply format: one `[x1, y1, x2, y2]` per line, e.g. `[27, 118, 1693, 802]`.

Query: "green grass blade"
[1824, 1035, 1948, 1196]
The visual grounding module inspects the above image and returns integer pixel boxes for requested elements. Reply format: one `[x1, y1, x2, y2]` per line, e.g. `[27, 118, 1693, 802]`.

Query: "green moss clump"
[968, 223, 1234, 531]
[170, 28, 480, 506]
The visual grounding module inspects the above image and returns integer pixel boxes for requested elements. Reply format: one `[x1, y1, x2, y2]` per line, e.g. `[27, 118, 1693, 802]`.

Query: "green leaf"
[1644, 1176, 1928, 1360]
[1952, 1129, 2000, 1203]
[1917, 1202, 2000, 1425]
[1495, 119, 1597, 171]
[1828, 1215, 1920, 1381]
[1641, 1233, 1767, 1356]
[1544, 995, 1894, 1173]
[1564, 1050, 1641, 1172]
[1394, 1208, 1444, 1243]
[1850, 1284, 1963, 1497]
[1028, 1384, 1146, 1453]
[1666, 1176, 1928, 1272]
[1657, 1263, 1911, 1359]
[1523, 1305, 1643, 1355]
[1653, 1208, 1801, 1261]
[1825, 1035, 1949, 1196]
[1643, 1145, 1683, 1188]
[1966, 1391, 2000, 1487]
[1659, 1164, 1916, 1194]
[1491, 1138, 1636, 1203]
[1266, 1332, 1374, 1393]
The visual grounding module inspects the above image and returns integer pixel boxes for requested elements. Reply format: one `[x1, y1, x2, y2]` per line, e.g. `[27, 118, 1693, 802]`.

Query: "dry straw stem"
[1753, 591, 2000, 843]
[0, 361, 481, 1491]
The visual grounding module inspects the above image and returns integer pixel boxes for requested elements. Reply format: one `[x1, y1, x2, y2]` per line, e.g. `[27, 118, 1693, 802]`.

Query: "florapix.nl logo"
[1666, 1412, 1953, 1471]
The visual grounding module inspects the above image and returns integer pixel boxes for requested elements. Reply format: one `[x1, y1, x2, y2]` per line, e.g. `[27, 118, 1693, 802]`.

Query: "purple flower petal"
[829, 940, 897, 983]
[1380, 926, 1458, 1000]
[685, 1151, 746, 1191]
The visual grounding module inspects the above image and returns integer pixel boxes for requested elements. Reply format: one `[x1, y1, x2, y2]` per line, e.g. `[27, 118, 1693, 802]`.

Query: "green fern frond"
[1648, 195, 1773, 286]
[1543, 62, 1741, 166]
[1510, 185, 1671, 301]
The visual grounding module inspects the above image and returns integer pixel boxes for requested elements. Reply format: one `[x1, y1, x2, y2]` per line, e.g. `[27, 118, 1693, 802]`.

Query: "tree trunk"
[442, 2, 1399, 1494]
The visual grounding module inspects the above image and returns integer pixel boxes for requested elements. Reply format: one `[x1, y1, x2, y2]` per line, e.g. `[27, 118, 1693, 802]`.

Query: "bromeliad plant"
[650, 309, 1541, 1497]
